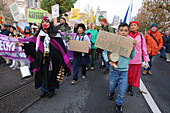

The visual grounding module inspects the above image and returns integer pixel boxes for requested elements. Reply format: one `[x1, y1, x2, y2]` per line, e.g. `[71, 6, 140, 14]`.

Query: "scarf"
[129, 31, 140, 39]
[36, 30, 50, 53]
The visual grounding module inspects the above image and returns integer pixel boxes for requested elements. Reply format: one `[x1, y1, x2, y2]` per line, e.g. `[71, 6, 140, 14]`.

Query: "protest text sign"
[27, 9, 45, 23]
[9, 2, 22, 21]
[95, 30, 134, 58]
[69, 40, 89, 53]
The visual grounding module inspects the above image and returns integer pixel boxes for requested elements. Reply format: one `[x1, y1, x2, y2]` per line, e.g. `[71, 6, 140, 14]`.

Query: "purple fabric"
[50, 39, 72, 75]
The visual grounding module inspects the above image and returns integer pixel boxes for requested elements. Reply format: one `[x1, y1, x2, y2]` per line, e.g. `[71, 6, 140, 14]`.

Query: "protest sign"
[52, 4, 59, 18]
[27, 9, 45, 23]
[95, 30, 134, 58]
[96, 11, 107, 25]
[0, 16, 3, 24]
[0, 35, 27, 61]
[70, 8, 80, 20]
[69, 40, 89, 53]
[9, 2, 22, 21]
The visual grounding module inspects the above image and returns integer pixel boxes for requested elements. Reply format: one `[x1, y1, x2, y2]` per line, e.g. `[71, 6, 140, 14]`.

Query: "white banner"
[9, 2, 22, 21]
[52, 4, 59, 18]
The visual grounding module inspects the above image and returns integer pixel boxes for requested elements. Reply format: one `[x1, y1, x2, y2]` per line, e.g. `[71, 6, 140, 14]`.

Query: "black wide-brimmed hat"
[77, 23, 86, 31]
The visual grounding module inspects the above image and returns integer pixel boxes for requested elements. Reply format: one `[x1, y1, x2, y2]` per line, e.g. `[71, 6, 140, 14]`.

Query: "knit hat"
[150, 23, 158, 28]
[1, 23, 8, 27]
[42, 16, 51, 22]
[77, 23, 86, 31]
[100, 18, 107, 23]
[24, 26, 31, 31]
[129, 21, 139, 27]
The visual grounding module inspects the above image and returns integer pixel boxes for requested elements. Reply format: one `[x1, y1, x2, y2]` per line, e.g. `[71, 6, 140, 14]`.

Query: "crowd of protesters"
[0, 16, 169, 113]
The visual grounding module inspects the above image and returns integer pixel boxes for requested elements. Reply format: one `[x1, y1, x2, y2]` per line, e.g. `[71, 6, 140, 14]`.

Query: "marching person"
[143, 23, 163, 75]
[103, 23, 136, 113]
[56, 17, 71, 32]
[86, 23, 98, 70]
[16, 23, 33, 38]
[100, 18, 114, 74]
[16, 16, 72, 98]
[0, 24, 10, 36]
[71, 23, 91, 85]
[127, 21, 150, 96]
[164, 31, 170, 62]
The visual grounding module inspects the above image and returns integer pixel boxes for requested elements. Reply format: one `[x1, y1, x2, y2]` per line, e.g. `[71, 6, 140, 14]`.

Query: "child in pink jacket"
[127, 21, 150, 96]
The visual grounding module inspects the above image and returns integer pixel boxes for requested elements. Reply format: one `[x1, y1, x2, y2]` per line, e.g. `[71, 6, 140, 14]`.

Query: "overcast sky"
[74, 0, 143, 23]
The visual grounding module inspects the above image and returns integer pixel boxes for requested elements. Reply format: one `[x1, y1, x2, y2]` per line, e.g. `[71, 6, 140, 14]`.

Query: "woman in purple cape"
[17, 16, 72, 98]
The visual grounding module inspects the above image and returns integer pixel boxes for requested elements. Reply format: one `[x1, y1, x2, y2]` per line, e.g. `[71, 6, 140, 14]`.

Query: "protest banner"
[95, 30, 134, 58]
[27, 9, 45, 23]
[9, 2, 22, 21]
[70, 8, 80, 20]
[68, 40, 90, 53]
[0, 35, 27, 61]
[52, 4, 59, 18]
[96, 11, 107, 25]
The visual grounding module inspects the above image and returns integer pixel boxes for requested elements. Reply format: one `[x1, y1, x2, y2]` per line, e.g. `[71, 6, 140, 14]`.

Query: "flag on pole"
[123, 0, 133, 24]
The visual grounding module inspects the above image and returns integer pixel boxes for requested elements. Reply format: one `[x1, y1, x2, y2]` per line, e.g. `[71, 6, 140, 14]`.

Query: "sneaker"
[71, 80, 77, 85]
[86, 68, 89, 71]
[127, 86, 133, 96]
[148, 70, 152, 75]
[142, 70, 148, 75]
[90, 67, 95, 70]
[104, 69, 109, 74]
[81, 75, 86, 79]
[109, 93, 114, 100]
[116, 104, 123, 113]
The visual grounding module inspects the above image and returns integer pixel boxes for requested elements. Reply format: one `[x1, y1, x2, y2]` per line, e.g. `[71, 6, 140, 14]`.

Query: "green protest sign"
[27, 9, 45, 23]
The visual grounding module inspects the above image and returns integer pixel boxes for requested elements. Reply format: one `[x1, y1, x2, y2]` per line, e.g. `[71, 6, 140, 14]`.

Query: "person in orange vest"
[143, 23, 163, 75]
[16, 23, 33, 38]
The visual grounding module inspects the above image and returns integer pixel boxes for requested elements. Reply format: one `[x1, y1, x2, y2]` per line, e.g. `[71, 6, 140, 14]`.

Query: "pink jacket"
[127, 34, 150, 64]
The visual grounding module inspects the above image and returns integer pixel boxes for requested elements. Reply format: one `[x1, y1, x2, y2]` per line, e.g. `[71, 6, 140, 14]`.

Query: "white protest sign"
[9, 2, 22, 21]
[52, 4, 59, 18]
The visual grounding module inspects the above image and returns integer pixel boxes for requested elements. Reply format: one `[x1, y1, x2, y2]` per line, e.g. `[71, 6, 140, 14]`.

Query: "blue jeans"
[160, 46, 166, 58]
[73, 56, 86, 81]
[144, 55, 156, 71]
[109, 67, 128, 106]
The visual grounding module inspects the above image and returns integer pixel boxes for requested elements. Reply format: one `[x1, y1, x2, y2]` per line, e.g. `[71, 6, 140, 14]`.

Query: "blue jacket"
[0, 29, 10, 36]
[103, 50, 135, 71]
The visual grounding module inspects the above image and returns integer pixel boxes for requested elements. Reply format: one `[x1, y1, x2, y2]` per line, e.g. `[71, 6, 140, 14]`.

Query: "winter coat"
[86, 29, 98, 49]
[101, 24, 114, 33]
[162, 35, 170, 46]
[56, 23, 71, 32]
[127, 34, 150, 64]
[16, 26, 31, 38]
[0, 29, 10, 36]
[164, 36, 170, 53]
[144, 30, 163, 56]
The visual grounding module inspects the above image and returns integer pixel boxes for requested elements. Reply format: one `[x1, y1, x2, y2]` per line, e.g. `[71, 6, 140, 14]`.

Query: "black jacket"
[0, 29, 10, 36]
[164, 35, 170, 53]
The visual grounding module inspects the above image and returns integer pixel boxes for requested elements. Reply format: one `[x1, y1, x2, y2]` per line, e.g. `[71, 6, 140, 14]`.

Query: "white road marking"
[140, 79, 162, 113]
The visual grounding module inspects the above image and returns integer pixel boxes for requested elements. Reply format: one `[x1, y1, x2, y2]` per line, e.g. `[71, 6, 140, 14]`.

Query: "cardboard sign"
[27, 9, 45, 23]
[68, 40, 89, 53]
[9, 2, 22, 21]
[52, 4, 59, 18]
[70, 8, 80, 20]
[95, 30, 134, 58]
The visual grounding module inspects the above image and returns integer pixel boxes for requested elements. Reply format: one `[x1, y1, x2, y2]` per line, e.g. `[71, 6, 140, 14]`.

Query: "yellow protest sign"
[70, 8, 80, 20]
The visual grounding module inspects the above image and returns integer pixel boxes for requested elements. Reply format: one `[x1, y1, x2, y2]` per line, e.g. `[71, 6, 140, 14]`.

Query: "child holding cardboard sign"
[103, 23, 137, 113]
[71, 23, 91, 85]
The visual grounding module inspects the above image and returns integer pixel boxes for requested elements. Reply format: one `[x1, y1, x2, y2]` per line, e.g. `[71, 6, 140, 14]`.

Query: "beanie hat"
[42, 16, 51, 22]
[24, 26, 31, 31]
[77, 23, 86, 31]
[150, 23, 158, 28]
[129, 21, 139, 27]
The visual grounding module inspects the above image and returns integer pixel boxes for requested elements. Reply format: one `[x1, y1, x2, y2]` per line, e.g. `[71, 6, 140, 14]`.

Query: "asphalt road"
[0, 55, 169, 113]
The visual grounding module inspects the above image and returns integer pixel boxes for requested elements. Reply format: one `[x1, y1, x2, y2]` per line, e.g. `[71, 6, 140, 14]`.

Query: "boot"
[40, 91, 47, 98]
[142, 70, 148, 75]
[48, 89, 55, 98]
[127, 85, 133, 96]
[148, 70, 152, 75]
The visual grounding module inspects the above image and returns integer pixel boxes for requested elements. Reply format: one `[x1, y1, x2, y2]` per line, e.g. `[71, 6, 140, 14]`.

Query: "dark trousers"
[73, 55, 86, 81]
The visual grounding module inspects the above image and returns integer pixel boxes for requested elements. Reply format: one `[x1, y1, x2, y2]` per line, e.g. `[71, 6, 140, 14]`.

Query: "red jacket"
[144, 30, 163, 56]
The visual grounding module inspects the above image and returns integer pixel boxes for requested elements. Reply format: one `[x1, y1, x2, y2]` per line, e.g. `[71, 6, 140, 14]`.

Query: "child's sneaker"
[116, 104, 123, 113]
[108, 93, 114, 100]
